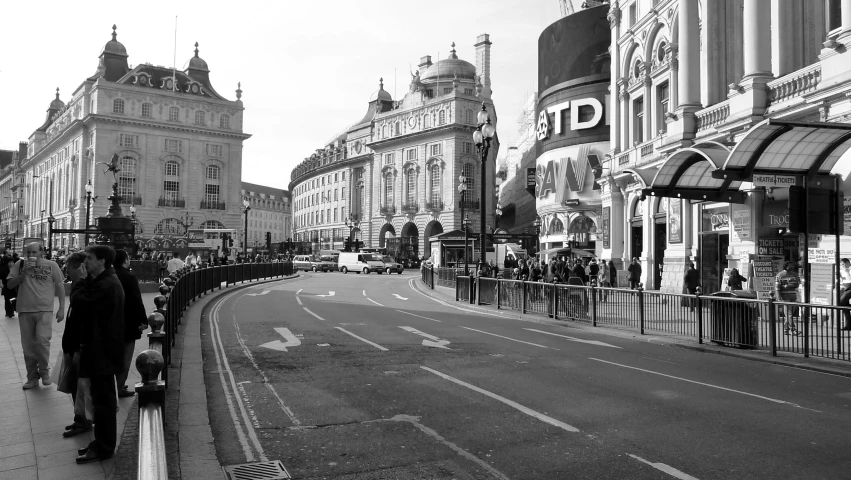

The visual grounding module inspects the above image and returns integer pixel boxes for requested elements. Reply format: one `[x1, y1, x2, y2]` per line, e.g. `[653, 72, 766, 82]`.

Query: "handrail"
[135, 261, 294, 479]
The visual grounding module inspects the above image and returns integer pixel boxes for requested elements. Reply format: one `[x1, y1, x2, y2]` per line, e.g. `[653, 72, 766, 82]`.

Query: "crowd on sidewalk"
[4, 243, 149, 466]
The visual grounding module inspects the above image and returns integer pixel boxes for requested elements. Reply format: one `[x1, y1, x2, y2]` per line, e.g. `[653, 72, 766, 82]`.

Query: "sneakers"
[22, 379, 39, 389]
[41, 373, 51, 386]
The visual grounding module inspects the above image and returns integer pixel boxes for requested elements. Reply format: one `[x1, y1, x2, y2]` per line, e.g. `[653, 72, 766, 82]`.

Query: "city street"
[202, 272, 851, 480]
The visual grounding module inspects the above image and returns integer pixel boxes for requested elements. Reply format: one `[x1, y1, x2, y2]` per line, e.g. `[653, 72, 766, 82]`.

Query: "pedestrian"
[727, 267, 746, 291]
[683, 263, 701, 312]
[74, 245, 124, 464]
[587, 258, 600, 286]
[776, 261, 800, 336]
[1, 254, 15, 317]
[598, 260, 610, 302]
[609, 260, 618, 288]
[61, 252, 94, 438]
[628, 257, 642, 289]
[6, 243, 66, 389]
[185, 250, 198, 268]
[572, 259, 588, 285]
[839, 258, 851, 330]
[166, 251, 184, 274]
[113, 249, 148, 398]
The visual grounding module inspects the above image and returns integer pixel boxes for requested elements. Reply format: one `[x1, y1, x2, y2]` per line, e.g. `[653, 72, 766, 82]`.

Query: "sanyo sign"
[536, 97, 605, 141]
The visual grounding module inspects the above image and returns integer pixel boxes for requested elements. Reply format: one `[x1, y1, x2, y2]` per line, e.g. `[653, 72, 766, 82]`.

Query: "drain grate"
[222, 460, 291, 480]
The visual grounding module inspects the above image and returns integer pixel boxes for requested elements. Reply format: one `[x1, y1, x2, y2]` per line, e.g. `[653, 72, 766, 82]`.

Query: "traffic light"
[265, 232, 272, 250]
[228, 236, 234, 247]
[354, 240, 363, 251]
[344, 238, 351, 252]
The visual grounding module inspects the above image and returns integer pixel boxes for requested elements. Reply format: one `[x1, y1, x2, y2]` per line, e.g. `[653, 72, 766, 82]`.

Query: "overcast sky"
[0, 0, 562, 189]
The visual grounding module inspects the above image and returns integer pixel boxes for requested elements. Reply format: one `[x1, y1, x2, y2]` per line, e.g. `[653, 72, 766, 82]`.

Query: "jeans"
[18, 312, 53, 381]
[840, 287, 851, 328]
[87, 375, 117, 458]
[114, 341, 136, 389]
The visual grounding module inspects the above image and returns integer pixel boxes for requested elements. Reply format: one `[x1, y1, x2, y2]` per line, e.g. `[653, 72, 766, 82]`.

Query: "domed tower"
[35, 88, 65, 132]
[186, 42, 211, 88]
[96, 25, 130, 82]
[419, 42, 478, 96]
[354, 78, 394, 125]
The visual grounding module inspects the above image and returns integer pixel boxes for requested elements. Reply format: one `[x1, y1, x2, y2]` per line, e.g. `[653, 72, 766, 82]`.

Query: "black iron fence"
[136, 261, 294, 477]
[436, 274, 851, 363]
[421, 265, 434, 289]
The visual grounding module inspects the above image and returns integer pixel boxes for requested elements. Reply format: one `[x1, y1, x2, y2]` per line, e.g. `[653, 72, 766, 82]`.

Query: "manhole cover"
[222, 460, 291, 480]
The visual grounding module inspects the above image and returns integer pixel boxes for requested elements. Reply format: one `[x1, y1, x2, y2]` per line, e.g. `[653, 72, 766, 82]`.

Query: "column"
[643, 75, 652, 141]
[666, 43, 679, 114]
[608, 4, 622, 152]
[619, 86, 630, 148]
[841, 0, 851, 38]
[677, 0, 701, 108]
[743, 0, 772, 80]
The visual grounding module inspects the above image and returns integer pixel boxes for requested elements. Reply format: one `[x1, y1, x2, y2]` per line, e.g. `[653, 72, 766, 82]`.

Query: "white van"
[338, 252, 385, 274]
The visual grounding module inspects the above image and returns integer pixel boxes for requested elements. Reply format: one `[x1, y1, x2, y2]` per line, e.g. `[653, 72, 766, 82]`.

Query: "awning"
[711, 119, 851, 181]
[536, 247, 596, 258]
[642, 141, 746, 203]
[622, 167, 657, 188]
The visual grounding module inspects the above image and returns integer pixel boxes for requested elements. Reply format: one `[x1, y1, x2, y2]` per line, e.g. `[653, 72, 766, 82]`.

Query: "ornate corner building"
[5, 25, 250, 253]
[289, 36, 499, 263]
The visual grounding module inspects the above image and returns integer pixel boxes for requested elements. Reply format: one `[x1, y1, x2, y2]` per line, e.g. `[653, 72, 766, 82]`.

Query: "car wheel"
[398, 270, 403, 275]
[363, 267, 369, 275]
[386, 267, 391, 274]
[312, 266, 317, 272]
[341, 266, 348, 274]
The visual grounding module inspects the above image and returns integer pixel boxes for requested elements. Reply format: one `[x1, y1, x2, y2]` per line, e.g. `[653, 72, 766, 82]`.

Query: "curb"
[170, 274, 299, 479]
[412, 278, 851, 378]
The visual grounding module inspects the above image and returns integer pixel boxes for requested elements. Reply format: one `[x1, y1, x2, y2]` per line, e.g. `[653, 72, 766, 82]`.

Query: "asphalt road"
[202, 270, 851, 480]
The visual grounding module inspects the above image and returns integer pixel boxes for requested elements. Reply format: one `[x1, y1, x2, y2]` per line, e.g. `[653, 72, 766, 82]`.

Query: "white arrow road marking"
[335, 327, 388, 351]
[421, 366, 579, 433]
[246, 289, 271, 296]
[523, 328, 622, 349]
[296, 289, 302, 295]
[362, 290, 367, 296]
[627, 454, 700, 480]
[259, 328, 302, 352]
[396, 310, 442, 322]
[393, 294, 408, 300]
[399, 326, 451, 349]
[296, 296, 303, 306]
[460, 326, 556, 349]
[316, 291, 335, 297]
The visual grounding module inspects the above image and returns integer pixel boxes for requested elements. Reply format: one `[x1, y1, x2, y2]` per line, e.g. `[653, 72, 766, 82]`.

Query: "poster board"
[720, 268, 732, 292]
[602, 206, 610, 249]
[616, 270, 630, 288]
[809, 263, 835, 305]
[752, 260, 776, 299]
[669, 198, 682, 244]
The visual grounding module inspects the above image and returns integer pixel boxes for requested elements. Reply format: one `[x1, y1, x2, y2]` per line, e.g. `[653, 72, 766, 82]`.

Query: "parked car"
[293, 255, 328, 272]
[320, 255, 339, 272]
[338, 252, 385, 274]
[382, 256, 404, 274]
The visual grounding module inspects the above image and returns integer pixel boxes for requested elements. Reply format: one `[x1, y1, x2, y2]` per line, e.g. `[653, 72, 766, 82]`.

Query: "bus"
[186, 228, 238, 261]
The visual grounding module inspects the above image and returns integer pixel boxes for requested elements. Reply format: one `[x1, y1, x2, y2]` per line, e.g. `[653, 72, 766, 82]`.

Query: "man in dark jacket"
[62, 252, 94, 438]
[0, 254, 13, 317]
[572, 260, 588, 285]
[114, 249, 148, 398]
[74, 246, 124, 464]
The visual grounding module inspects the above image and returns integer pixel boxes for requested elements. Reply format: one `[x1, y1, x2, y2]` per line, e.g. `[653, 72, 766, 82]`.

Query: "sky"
[0, 0, 563, 189]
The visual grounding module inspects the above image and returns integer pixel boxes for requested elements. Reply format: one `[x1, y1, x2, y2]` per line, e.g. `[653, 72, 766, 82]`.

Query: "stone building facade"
[240, 182, 291, 254]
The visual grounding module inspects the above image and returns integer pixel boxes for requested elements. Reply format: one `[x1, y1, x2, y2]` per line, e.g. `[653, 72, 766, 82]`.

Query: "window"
[334, 173, 338, 182]
[657, 82, 670, 134]
[205, 184, 220, 204]
[629, 2, 636, 27]
[164, 161, 179, 177]
[425, 89, 434, 98]
[405, 171, 416, 205]
[195, 110, 205, 125]
[466, 109, 474, 124]
[322, 177, 325, 185]
[141, 103, 152, 118]
[163, 180, 180, 200]
[384, 172, 394, 206]
[220, 114, 230, 128]
[113, 99, 125, 114]
[407, 149, 417, 161]
[117, 156, 137, 201]
[334, 209, 338, 222]
[342, 171, 346, 181]
[431, 144, 442, 156]
[384, 153, 394, 165]
[464, 88, 474, 96]
[334, 189, 338, 201]
[463, 142, 473, 155]
[430, 164, 441, 204]
[443, 88, 452, 95]
[206, 165, 220, 180]
[634, 97, 645, 144]
[827, 0, 842, 32]
[424, 114, 431, 128]
[164, 139, 183, 153]
[395, 122, 401, 135]
[206, 144, 223, 157]
[168, 107, 179, 121]
[342, 187, 346, 200]
[462, 163, 474, 201]
[341, 207, 346, 220]
[438, 110, 446, 125]
[118, 134, 139, 148]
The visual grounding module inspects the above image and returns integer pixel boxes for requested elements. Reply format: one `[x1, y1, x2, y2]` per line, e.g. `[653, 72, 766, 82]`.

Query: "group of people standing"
[5, 243, 148, 464]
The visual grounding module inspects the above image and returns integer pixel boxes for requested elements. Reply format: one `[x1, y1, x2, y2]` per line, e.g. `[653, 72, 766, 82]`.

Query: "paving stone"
[0, 452, 36, 472]
[0, 465, 37, 480]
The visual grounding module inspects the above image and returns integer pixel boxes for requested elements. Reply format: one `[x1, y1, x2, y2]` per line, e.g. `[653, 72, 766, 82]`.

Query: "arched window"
[382, 125, 388, 137]
[405, 170, 416, 205]
[430, 164, 441, 204]
[169, 106, 179, 121]
[462, 163, 475, 202]
[384, 172, 394, 207]
[220, 114, 230, 128]
[113, 99, 125, 114]
[201, 220, 225, 229]
[550, 218, 564, 234]
[118, 156, 137, 204]
[439, 110, 446, 125]
[155, 218, 183, 235]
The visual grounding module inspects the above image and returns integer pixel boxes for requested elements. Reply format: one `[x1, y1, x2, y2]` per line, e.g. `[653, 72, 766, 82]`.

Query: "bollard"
[768, 291, 777, 357]
[521, 281, 527, 314]
[590, 284, 597, 326]
[695, 286, 703, 344]
[147, 312, 166, 352]
[496, 279, 501, 310]
[637, 284, 645, 334]
[135, 350, 166, 413]
[552, 284, 559, 320]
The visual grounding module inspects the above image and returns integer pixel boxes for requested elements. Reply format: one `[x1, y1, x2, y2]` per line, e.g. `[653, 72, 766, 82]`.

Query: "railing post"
[590, 284, 597, 326]
[455, 277, 460, 301]
[476, 277, 482, 305]
[135, 349, 166, 417]
[521, 281, 527, 314]
[470, 277, 476, 305]
[637, 285, 645, 334]
[553, 284, 559, 320]
[695, 286, 703, 344]
[496, 279, 501, 310]
[768, 291, 777, 357]
[803, 300, 810, 358]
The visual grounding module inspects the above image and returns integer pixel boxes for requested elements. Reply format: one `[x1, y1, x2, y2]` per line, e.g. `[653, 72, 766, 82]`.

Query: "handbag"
[57, 352, 78, 394]
[50, 351, 64, 387]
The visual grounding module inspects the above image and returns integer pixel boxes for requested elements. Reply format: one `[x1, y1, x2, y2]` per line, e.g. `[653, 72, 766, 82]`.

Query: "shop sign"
[710, 213, 729, 231]
[669, 198, 682, 244]
[751, 260, 776, 299]
[762, 201, 788, 227]
[537, 156, 587, 198]
[757, 238, 784, 256]
[602, 206, 610, 249]
[536, 97, 604, 141]
[808, 248, 835, 264]
[844, 196, 851, 236]
[526, 168, 537, 197]
[731, 204, 751, 241]
[752, 174, 798, 188]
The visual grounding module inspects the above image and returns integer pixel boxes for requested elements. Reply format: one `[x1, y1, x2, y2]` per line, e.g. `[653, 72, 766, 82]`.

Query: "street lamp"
[40, 209, 45, 240]
[345, 214, 361, 252]
[495, 202, 503, 229]
[84, 180, 94, 246]
[129, 205, 137, 258]
[462, 214, 472, 276]
[473, 102, 496, 274]
[242, 197, 251, 255]
[47, 214, 55, 258]
[533, 215, 542, 256]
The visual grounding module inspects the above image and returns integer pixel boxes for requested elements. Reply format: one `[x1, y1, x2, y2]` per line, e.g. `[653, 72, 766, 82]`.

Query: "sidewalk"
[415, 280, 851, 378]
[0, 291, 160, 480]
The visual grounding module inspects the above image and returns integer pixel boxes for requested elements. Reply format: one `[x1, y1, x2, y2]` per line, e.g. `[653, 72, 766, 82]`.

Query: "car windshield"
[320, 256, 334, 262]
[382, 256, 394, 263]
[362, 254, 383, 262]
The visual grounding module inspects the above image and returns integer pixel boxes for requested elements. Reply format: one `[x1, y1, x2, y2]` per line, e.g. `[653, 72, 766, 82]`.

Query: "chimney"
[474, 34, 492, 97]
[418, 55, 432, 70]
[18, 142, 28, 162]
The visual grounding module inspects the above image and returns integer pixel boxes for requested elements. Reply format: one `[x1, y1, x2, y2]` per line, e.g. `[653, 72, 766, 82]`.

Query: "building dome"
[368, 77, 392, 102]
[101, 25, 128, 57]
[188, 42, 209, 72]
[49, 88, 64, 111]
[419, 43, 476, 82]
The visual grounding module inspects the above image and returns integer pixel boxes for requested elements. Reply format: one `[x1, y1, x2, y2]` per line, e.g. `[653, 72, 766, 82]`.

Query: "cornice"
[93, 80, 242, 110]
[82, 114, 252, 140]
[288, 153, 373, 191]
[367, 123, 477, 150]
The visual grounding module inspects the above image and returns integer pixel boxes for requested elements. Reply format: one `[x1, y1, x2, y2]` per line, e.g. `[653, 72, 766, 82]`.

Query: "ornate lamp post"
[47, 214, 55, 258]
[345, 214, 361, 252]
[130, 205, 137, 258]
[462, 214, 472, 276]
[84, 180, 94, 246]
[242, 197, 251, 255]
[473, 103, 496, 273]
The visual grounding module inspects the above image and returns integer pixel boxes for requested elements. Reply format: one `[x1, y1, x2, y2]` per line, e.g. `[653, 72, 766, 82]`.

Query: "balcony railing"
[459, 200, 480, 210]
[425, 200, 444, 211]
[200, 201, 226, 210]
[768, 63, 821, 106]
[158, 197, 185, 208]
[402, 203, 419, 214]
[695, 99, 731, 133]
[380, 205, 396, 215]
[120, 195, 143, 206]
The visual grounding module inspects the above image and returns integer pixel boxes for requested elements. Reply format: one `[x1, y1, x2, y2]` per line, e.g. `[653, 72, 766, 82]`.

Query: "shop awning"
[642, 141, 746, 203]
[711, 119, 851, 181]
[622, 167, 657, 188]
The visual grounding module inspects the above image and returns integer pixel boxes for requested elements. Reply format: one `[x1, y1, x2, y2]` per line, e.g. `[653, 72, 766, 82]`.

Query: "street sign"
[563, 199, 580, 206]
[752, 174, 798, 188]
[489, 233, 537, 240]
[526, 168, 537, 197]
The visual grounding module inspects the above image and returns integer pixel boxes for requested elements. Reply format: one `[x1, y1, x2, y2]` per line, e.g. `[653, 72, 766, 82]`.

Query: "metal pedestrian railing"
[135, 261, 294, 479]
[431, 277, 851, 364]
[421, 266, 435, 289]
[435, 267, 460, 288]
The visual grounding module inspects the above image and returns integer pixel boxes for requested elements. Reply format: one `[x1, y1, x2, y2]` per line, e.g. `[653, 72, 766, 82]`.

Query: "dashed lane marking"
[460, 326, 556, 350]
[627, 454, 700, 480]
[296, 289, 302, 295]
[334, 327, 388, 351]
[523, 328, 622, 349]
[420, 367, 578, 433]
[303, 307, 325, 321]
[366, 298, 384, 307]
[396, 310, 442, 322]
[296, 296, 303, 306]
